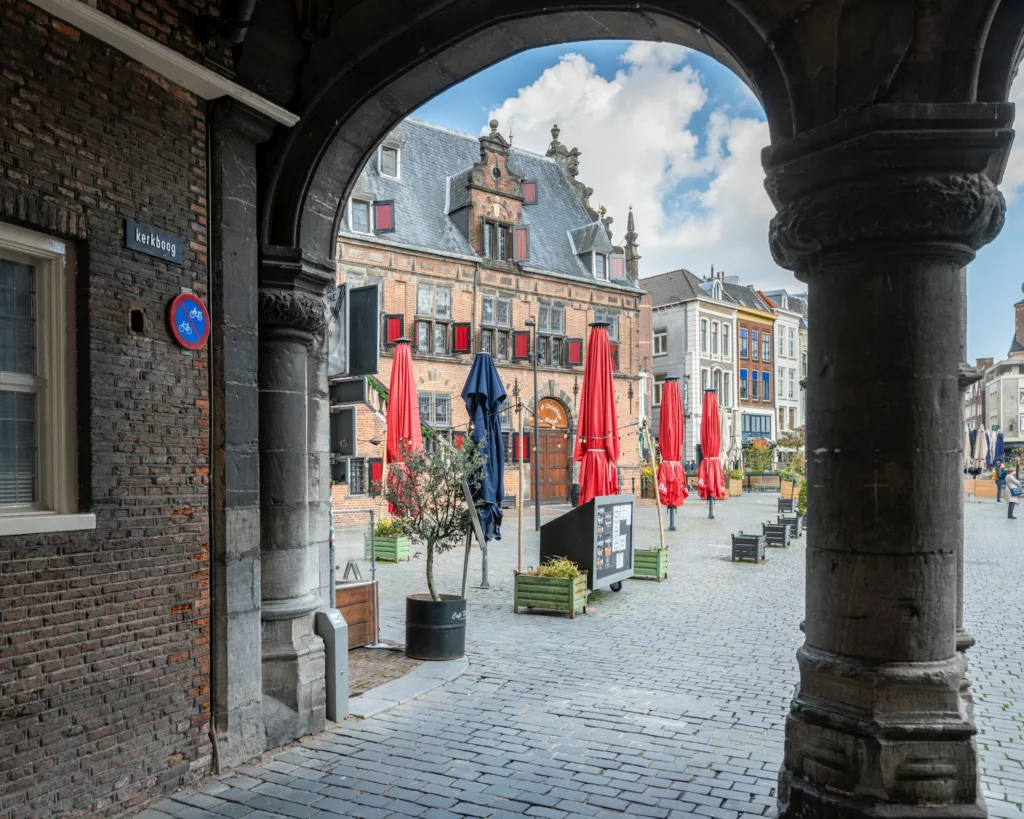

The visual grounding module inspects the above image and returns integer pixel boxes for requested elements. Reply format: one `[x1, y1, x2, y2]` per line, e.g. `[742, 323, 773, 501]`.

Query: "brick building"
[329, 118, 648, 510]
[724, 282, 777, 444]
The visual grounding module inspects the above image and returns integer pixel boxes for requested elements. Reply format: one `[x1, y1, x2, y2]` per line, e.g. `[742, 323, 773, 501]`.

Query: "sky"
[414, 40, 1024, 363]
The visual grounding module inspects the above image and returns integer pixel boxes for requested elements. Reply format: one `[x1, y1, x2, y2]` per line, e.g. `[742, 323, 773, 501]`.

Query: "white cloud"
[488, 44, 798, 290]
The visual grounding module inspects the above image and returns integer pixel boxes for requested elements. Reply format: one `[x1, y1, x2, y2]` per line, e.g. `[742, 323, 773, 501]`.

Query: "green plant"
[641, 465, 655, 483]
[383, 441, 485, 601]
[729, 469, 743, 480]
[797, 480, 808, 516]
[744, 438, 774, 474]
[374, 518, 406, 537]
[526, 557, 581, 578]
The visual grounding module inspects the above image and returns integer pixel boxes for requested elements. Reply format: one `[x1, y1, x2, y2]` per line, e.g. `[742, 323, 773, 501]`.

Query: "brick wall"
[1, 5, 211, 817]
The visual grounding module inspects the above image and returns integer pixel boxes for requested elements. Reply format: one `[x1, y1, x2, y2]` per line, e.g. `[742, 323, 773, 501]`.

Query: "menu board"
[594, 500, 633, 580]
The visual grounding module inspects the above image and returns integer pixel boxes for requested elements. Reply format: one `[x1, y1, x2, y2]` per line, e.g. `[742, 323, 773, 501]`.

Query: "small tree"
[744, 438, 774, 473]
[383, 441, 485, 602]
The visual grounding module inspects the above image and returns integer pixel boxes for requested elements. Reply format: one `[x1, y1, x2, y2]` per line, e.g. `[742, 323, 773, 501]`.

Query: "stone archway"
[208, 2, 1024, 815]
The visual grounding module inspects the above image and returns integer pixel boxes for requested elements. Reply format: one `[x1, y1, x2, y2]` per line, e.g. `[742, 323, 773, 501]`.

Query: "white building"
[978, 300, 1024, 454]
[765, 289, 808, 431]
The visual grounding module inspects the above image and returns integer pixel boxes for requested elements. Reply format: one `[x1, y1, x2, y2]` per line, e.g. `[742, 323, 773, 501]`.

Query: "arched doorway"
[535, 397, 570, 503]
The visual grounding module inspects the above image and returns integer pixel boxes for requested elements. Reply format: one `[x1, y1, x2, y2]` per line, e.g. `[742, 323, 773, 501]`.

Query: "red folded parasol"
[697, 389, 726, 500]
[574, 323, 619, 506]
[386, 339, 423, 514]
[657, 377, 688, 507]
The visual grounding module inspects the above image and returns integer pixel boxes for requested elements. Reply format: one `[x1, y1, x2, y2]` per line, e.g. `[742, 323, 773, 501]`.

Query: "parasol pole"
[643, 424, 666, 551]
[517, 396, 525, 574]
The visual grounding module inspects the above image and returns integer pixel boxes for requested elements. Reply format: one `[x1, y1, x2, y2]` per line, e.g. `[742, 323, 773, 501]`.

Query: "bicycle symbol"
[189, 306, 204, 321]
[178, 320, 194, 336]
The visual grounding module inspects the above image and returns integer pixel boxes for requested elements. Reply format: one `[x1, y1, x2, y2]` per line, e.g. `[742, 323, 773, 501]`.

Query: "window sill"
[0, 512, 97, 537]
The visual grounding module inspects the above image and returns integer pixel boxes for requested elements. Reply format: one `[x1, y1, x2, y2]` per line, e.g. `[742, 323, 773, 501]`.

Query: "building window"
[762, 372, 771, 402]
[653, 329, 667, 357]
[712, 369, 721, 395]
[751, 330, 759, 361]
[482, 294, 512, 328]
[538, 303, 566, 367]
[789, 369, 795, 399]
[788, 328, 795, 358]
[380, 144, 399, 178]
[418, 393, 452, 429]
[711, 322, 719, 355]
[522, 180, 538, 204]
[0, 224, 89, 535]
[740, 368, 748, 400]
[789, 408, 796, 429]
[701, 369, 708, 392]
[801, 349, 807, 377]
[778, 330, 785, 358]
[722, 324, 730, 358]
[741, 413, 772, 442]
[762, 332, 771, 363]
[415, 284, 452, 355]
[483, 221, 514, 261]
[723, 373, 731, 407]
[480, 328, 510, 361]
[739, 328, 748, 359]
[594, 311, 619, 342]
[700, 319, 708, 353]
[653, 375, 665, 407]
[751, 369, 759, 401]
[350, 199, 371, 233]
[778, 407, 785, 431]
[348, 458, 367, 495]
[594, 253, 608, 280]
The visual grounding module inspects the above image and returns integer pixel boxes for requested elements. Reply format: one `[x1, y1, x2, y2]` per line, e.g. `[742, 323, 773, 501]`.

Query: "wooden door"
[536, 429, 569, 502]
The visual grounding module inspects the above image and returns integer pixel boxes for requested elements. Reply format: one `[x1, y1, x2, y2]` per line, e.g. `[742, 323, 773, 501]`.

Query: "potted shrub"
[797, 479, 807, 519]
[383, 442, 484, 660]
[633, 544, 668, 581]
[728, 469, 744, 497]
[514, 558, 588, 617]
[364, 517, 411, 562]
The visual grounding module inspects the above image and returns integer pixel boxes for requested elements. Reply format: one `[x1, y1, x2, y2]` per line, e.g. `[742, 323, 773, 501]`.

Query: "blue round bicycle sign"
[169, 293, 210, 350]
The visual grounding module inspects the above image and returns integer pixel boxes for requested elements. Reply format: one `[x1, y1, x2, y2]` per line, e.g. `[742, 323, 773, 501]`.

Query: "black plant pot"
[405, 594, 466, 660]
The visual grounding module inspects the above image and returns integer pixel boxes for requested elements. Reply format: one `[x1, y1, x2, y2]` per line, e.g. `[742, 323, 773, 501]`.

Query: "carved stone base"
[779, 646, 984, 819]
[261, 614, 326, 750]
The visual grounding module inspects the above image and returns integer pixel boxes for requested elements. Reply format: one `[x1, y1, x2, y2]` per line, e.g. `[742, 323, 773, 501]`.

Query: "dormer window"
[380, 144, 399, 178]
[351, 199, 371, 233]
[594, 253, 608, 280]
[482, 220, 529, 262]
[713, 281, 723, 300]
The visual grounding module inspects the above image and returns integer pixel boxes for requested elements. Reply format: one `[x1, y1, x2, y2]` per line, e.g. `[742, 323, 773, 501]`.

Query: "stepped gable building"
[331, 118, 648, 508]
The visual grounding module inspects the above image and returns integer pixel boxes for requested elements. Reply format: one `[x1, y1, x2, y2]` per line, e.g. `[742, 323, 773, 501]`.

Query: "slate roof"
[339, 118, 637, 289]
[722, 281, 773, 312]
[1010, 334, 1024, 355]
[641, 268, 726, 306]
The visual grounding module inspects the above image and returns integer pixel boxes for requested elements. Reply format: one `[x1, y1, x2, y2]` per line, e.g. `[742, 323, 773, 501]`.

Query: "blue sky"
[415, 40, 1023, 363]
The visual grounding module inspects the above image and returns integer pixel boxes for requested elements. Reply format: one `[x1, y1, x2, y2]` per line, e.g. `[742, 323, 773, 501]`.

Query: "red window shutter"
[373, 200, 394, 233]
[512, 330, 530, 361]
[454, 433, 465, 450]
[384, 314, 404, 345]
[513, 432, 531, 463]
[610, 341, 620, 371]
[566, 338, 584, 367]
[369, 459, 383, 484]
[610, 255, 626, 280]
[522, 181, 537, 205]
[453, 323, 471, 353]
[513, 225, 529, 261]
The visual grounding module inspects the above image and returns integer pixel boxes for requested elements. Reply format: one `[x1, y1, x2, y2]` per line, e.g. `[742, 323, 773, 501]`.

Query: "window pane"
[417, 321, 430, 352]
[419, 394, 431, 423]
[497, 226, 506, 260]
[539, 305, 549, 333]
[435, 395, 450, 426]
[608, 316, 618, 342]
[352, 201, 370, 233]
[350, 459, 366, 494]
[483, 223, 492, 257]
[0, 390, 38, 505]
[381, 146, 398, 177]
[496, 331, 508, 360]
[434, 323, 446, 355]
[551, 338, 561, 366]
[482, 296, 494, 325]
[723, 325, 730, 357]
[496, 298, 510, 327]
[538, 336, 548, 365]
[595, 254, 607, 279]
[417, 284, 433, 316]
[435, 288, 451, 319]
[481, 329, 493, 354]
[552, 307, 564, 335]
[0, 259, 36, 375]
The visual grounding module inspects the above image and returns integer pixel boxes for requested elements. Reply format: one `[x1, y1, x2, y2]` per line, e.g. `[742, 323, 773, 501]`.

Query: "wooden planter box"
[745, 473, 782, 493]
[778, 515, 803, 539]
[514, 572, 588, 618]
[731, 533, 766, 562]
[633, 548, 668, 581]
[364, 533, 411, 562]
[975, 480, 997, 499]
[334, 580, 378, 649]
[762, 522, 791, 548]
[728, 478, 743, 497]
[963, 480, 976, 497]
[780, 480, 800, 499]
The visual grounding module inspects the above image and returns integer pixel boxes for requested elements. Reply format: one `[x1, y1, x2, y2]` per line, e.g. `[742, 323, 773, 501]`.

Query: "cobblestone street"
[148, 496, 1024, 819]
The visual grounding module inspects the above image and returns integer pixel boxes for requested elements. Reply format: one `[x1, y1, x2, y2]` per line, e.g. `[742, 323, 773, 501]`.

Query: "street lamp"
[525, 318, 541, 531]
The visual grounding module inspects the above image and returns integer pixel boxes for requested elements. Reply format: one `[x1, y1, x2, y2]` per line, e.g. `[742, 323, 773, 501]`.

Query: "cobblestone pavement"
[147, 495, 1024, 819]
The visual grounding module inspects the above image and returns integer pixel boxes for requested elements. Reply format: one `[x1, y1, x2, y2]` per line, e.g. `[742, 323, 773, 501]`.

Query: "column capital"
[210, 98, 277, 144]
[258, 245, 332, 334]
[763, 103, 1014, 277]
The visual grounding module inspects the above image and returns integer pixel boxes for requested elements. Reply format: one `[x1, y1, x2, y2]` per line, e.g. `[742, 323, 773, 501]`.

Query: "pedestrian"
[996, 461, 1008, 503]
[1007, 470, 1021, 519]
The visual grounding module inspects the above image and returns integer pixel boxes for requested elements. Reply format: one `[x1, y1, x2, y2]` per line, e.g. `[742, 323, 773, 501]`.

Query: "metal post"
[668, 506, 676, 531]
[533, 330, 540, 532]
[708, 496, 714, 520]
[518, 397, 524, 574]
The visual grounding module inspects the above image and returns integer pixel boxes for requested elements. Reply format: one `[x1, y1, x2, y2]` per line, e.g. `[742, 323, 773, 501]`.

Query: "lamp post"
[525, 318, 541, 531]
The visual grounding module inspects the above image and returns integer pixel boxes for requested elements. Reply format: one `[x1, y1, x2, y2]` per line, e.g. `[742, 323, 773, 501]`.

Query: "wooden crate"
[363, 534, 411, 562]
[334, 580, 378, 650]
[778, 515, 803, 539]
[731, 533, 766, 562]
[728, 478, 743, 497]
[762, 522, 791, 548]
[780, 481, 800, 499]
[633, 548, 668, 581]
[975, 480, 997, 499]
[963, 479, 976, 497]
[514, 572, 588, 618]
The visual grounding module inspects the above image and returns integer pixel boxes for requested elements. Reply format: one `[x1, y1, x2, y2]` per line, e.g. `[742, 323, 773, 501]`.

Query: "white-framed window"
[653, 375, 665, 407]
[712, 369, 721, 394]
[419, 393, 452, 428]
[762, 332, 771, 363]
[0, 223, 93, 536]
[711, 322, 719, 355]
[788, 328, 795, 358]
[379, 144, 400, 179]
[723, 373, 732, 407]
[700, 319, 708, 353]
[349, 198, 372, 233]
[701, 368, 708, 392]
[653, 329, 667, 357]
[722, 324, 730, 358]
[778, 329, 785, 358]
[594, 253, 608, 280]
[789, 369, 795, 399]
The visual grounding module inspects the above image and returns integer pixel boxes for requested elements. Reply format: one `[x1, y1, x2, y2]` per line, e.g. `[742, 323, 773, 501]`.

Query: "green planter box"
[364, 534, 411, 562]
[633, 548, 668, 581]
[514, 572, 588, 618]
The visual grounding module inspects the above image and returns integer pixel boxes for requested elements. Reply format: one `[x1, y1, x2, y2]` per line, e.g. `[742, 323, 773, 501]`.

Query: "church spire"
[625, 205, 640, 279]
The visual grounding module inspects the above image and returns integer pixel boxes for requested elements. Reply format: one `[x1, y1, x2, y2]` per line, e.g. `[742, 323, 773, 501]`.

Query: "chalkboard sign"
[539, 495, 635, 590]
[594, 500, 633, 580]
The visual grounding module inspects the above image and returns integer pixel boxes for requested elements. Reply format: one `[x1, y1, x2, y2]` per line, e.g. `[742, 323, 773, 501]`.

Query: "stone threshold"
[348, 655, 469, 718]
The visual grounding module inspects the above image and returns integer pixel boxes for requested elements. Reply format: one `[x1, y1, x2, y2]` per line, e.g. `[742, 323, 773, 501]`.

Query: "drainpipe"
[198, 0, 258, 44]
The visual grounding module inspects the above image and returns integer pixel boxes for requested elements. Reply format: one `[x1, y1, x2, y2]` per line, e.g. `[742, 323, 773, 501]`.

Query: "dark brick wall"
[0, 3, 212, 817]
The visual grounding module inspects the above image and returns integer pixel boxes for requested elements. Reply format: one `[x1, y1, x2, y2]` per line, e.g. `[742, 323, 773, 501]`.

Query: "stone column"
[766, 104, 1012, 819]
[258, 246, 331, 748]
[209, 100, 273, 766]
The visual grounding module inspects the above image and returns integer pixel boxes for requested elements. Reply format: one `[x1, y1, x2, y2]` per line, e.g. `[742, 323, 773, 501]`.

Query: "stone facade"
[0, 4, 212, 815]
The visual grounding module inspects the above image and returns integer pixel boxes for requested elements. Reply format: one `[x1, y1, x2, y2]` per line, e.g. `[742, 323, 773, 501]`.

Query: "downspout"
[198, 0, 258, 44]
